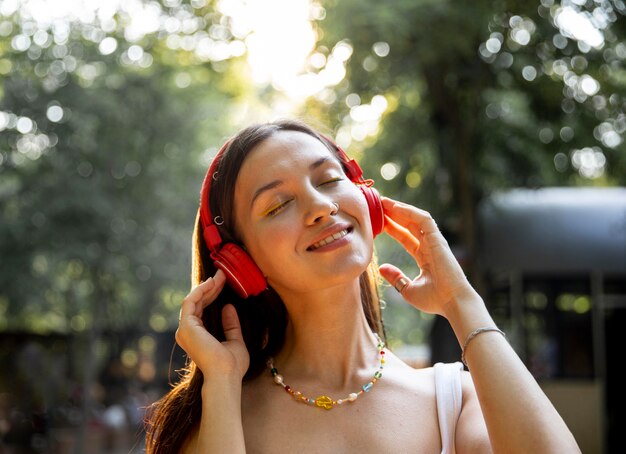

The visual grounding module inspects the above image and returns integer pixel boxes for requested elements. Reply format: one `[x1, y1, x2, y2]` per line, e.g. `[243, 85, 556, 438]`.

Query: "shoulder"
[387, 354, 437, 395]
[381, 355, 439, 416]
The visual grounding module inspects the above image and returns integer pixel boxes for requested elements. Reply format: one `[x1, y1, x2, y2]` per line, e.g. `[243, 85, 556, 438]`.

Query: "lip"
[306, 222, 354, 251]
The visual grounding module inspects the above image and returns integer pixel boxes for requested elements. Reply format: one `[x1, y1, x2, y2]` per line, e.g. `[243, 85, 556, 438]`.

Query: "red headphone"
[199, 135, 384, 298]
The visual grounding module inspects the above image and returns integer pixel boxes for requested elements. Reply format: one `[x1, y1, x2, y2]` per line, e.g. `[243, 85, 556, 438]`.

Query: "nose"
[304, 191, 338, 225]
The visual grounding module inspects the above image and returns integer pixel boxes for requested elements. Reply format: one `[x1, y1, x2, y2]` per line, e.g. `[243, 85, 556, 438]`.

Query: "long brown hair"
[145, 120, 385, 453]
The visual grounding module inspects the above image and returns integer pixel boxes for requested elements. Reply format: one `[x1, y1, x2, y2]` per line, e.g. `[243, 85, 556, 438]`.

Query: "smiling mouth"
[307, 227, 353, 251]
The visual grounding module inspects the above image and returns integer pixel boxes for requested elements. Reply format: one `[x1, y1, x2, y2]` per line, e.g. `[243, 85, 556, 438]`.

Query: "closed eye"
[263, 177, 343, 217]
[318, 177, 344, 187]
[264, 200, 291, 217]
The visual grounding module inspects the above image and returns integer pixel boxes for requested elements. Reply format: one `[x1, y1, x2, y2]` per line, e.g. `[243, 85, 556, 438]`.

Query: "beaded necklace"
[267, 334, 386, 410]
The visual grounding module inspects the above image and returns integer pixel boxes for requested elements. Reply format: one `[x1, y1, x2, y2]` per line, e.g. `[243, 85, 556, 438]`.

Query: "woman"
[146, 120, 580, 453]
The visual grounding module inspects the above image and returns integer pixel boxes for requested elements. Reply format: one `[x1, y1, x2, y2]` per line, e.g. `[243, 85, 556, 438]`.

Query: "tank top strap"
[434, 362, 464, 454]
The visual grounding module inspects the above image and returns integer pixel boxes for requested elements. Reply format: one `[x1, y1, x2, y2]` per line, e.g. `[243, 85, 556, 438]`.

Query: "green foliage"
[311, 0, 625, 209]
[1, 0, 625, 370]
[303, 0, 626, 346]
[0, 4, 241, 336]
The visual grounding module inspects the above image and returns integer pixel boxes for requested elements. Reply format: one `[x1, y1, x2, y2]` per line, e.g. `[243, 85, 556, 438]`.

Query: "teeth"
[310, 229, 348, 250]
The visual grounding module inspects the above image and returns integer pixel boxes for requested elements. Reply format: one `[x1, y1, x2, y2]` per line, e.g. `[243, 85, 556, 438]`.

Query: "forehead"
[239, 130, 339, 178]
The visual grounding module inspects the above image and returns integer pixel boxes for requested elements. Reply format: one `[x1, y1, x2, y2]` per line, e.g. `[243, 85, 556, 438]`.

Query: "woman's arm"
[179, 374, 246, 454]
[176, 271, 249, 453]
[447, 292, 578, 453]
[379, 197, 580, 453]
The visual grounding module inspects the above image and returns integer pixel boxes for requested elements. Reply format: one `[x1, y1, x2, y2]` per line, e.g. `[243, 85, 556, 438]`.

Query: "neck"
[272, 277, 382, 389]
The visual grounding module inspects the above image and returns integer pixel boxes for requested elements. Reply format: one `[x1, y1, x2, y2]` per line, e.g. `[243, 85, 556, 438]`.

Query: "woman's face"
[233, 130, 374, 295]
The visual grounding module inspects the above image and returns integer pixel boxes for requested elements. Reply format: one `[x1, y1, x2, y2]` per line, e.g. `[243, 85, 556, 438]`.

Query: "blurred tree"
[299, 0, 626, 354]
[305, 0, 626, 286]
[0, 0, 251, 333]
[0, 1, 251, 449]
[1, 0, 625, 447]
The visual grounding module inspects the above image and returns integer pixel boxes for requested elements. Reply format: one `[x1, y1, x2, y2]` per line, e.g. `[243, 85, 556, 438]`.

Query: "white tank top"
[434, 362, 464, 454]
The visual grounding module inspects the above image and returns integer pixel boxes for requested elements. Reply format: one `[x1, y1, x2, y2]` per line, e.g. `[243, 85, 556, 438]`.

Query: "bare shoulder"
[382, 355, 439, 413]
[386, 354, 437, 391]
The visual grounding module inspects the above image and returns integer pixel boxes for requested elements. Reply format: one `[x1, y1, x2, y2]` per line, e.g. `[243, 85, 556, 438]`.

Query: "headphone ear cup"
[359, 185, 385, 237]
[210, 243, 267, 298]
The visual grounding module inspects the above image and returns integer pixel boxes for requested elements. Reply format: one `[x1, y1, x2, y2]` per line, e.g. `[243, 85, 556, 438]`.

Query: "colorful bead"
[315, 396, 334, 410]
[267, 334, 386, 410]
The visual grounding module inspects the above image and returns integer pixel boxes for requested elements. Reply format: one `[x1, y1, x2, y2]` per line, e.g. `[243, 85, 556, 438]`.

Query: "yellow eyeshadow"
[262, 200, 284, 216]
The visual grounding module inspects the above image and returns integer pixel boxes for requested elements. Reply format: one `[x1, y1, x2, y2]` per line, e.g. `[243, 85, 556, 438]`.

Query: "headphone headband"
[199, 140, 231, 251]
[320, 134, 366, 184]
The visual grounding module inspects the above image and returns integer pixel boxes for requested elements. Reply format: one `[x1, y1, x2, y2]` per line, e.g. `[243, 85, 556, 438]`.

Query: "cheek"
[242, 219, 296, 272]
[344, 187, 373, 233]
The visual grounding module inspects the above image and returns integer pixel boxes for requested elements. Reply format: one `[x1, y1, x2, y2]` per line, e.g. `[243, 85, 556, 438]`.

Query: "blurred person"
[145, 120, 579, 453]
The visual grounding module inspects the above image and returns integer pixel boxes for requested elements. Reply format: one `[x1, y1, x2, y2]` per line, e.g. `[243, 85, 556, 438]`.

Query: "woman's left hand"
[378, 197, 479, 316]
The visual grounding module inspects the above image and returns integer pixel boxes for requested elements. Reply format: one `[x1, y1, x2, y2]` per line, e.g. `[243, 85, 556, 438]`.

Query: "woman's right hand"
[175, 269, 250, 382]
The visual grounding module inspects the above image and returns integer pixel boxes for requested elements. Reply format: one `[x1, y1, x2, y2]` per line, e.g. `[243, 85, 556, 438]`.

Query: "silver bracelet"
[461, 327, 506, 367]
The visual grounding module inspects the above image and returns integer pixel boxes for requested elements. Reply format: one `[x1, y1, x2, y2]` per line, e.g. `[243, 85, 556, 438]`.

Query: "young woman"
[146, 120, 580, 453]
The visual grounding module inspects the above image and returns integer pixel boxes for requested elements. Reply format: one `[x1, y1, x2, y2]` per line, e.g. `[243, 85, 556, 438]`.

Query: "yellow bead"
[315, 396, 334, 410]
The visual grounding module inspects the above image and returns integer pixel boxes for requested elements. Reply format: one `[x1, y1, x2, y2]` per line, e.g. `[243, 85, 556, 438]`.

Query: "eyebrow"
[250, 157, 332, 208]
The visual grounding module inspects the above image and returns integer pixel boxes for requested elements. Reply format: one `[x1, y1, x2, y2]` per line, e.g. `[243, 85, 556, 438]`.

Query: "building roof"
[477, 187, 626, 273]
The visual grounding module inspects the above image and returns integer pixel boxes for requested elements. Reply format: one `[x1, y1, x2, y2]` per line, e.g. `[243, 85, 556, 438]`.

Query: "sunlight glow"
[571, 146, 606, 178]
[554, 6, 604, 49]
[15, 0, 123, 27]
[7, 0, 346, 104]
[219, 0, 351, 101]
[220, 0, 314, 84]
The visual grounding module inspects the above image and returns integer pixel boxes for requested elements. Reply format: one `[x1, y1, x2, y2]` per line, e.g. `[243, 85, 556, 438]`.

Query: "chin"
[328, 252, 373, 281]
[271, 259, 371, 295]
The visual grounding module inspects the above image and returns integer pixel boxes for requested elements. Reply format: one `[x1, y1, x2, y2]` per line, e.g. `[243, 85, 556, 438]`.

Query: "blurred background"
[0, 0, 624, 452]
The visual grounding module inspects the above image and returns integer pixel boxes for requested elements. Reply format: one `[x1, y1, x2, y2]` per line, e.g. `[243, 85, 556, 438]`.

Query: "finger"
[222, 304, 244, 343]
[382, 198, 439, 236]
[379, 264, 414, 296]
[179, 289, 205, 320]
[186, 277, 215, 304]
[198, 269, 226, 311]
[384, 214, 421, 257]
[179, 280, 215, 321]
[179, 269, 226, 319]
